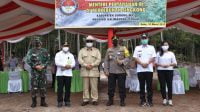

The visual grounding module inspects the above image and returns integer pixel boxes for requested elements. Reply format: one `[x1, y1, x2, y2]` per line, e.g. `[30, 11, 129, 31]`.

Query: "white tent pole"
[100, 42, 102, 54]
[6, 42, 8, 60]
[28, 37, 32, 52]
[58, 30, 61, 50]
[9, 43, 12, 56]
[130, 40, 134, 54]
[126, 40, 128, 48]
[3, 42, 6, 64]
[77, 33, 80, 55]
[134, 38, 136, 47]
[160, 31, 164, 42]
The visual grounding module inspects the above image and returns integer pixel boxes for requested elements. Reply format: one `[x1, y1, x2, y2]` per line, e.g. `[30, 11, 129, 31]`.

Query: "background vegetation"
[3, 28, 200, 64]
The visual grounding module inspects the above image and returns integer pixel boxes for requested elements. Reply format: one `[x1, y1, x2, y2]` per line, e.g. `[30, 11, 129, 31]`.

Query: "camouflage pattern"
[26, 47, 50, 97]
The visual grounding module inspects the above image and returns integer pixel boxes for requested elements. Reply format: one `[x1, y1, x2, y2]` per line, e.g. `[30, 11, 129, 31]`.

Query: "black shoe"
[92, 101, 98, 106]
[139, 101, 146, 107]
[57, 102, 63, 108]
[40, 97, 48, 107]
[81, 101, 89, 106]
[31, 97, 37, 108]
[106, 100, 113, 106]
[65, 102, 71, 107]
[120, 101, 125, 107]
[147, 102, 153, 107]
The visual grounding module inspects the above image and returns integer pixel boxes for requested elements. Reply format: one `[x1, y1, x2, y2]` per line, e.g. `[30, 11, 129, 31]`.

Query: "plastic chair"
[45, 66, 52, 82]
[195, 66, 200, 80]
[172, 69, 185, 94]
[8, 70, 22, 93]
[188, 66, 197, 87]
[195, 66, 200, 89]
[126, 69, 140, 92]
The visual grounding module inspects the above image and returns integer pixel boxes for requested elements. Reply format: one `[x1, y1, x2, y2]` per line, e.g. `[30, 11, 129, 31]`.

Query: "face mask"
[162, 46, 169, 51]
[141, 39, 149, 45]
[36, 43, 41, 47]
[86, 42, 93, 47]
[62, 47, 69, 52]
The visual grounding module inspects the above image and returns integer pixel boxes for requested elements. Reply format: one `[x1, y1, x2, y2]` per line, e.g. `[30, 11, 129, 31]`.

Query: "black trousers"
[52, 73, 56, 88]
[157, 70, 173, 100]
[108, 73, 126, 100]
[57, 76, 71, 103]
[138, 72, 153, 102]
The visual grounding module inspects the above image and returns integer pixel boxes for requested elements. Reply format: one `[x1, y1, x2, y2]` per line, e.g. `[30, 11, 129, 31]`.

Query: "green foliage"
[150, 28, 200, 63]
[6, 28, 200, 64]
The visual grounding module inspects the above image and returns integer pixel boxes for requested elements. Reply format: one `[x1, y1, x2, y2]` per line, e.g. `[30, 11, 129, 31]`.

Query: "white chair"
[125, 76, 131, 89]
[100, 70, 107, 80]
[127, 69, 140, 92]
[8, 70, 22, 93]
[188, 66, 197, 87]
[172, 69, 185, 94]
[45, 66, 52, 82]
[129, 76, 140, 92]
[125, 68, 132, 88]
[195, 66, 200, 81]
[195, 66, 200, 88]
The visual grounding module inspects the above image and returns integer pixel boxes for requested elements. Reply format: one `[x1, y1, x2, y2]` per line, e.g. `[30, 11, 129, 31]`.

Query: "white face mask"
[86, 42, 93, 47]
[62, 47, 69, 52]
[162, 46, 169, 51]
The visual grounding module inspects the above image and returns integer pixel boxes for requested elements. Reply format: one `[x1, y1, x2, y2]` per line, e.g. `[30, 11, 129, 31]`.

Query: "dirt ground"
[0, 79, 200, 112]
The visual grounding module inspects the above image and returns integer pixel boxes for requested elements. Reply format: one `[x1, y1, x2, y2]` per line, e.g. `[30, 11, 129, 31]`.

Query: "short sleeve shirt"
[155, 51, 177, 70]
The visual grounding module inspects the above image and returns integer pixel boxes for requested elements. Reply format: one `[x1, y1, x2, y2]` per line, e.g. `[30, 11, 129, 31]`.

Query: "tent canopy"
[0, 0, 200, 41]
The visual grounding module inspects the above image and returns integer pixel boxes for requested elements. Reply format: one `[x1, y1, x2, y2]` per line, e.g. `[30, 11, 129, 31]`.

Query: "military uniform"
[78, 47, 101, 103]
[26, 46, 50, 107]
[104, 44, 129, 106]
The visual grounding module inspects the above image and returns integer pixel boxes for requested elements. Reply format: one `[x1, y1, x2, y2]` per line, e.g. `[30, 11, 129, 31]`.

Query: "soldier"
[26, 37, 50, 108]
[104, 36, 129, 107]
[78, 35, 101, 106]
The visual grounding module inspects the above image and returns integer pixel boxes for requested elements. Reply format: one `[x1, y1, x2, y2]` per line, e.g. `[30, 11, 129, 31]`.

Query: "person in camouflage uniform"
[26, 37, 50, 108]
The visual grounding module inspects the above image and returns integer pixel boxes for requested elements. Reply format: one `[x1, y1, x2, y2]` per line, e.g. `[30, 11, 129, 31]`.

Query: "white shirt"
[133, 45, 156, 73]
[55, 51, 75, 77]
[155, 51, 177, 70]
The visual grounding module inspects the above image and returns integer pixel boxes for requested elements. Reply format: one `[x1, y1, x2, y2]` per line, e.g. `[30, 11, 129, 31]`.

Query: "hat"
[86, 35, 95, 40]
[141, 33, 148, 38]
[63, 41, 69, 46]
[112, 36, 119, 40]
[34, 37, 42, 44]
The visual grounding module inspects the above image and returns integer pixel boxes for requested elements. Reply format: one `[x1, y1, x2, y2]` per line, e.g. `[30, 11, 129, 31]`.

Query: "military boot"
[40, 97, 48, 107]
[31, 97, 37, 108]
[120, 98, 125, 107]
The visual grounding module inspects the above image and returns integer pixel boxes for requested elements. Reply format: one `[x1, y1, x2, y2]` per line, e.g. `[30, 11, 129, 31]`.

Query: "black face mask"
[113, 40, 118, 47]
[36, 43, 41, 48]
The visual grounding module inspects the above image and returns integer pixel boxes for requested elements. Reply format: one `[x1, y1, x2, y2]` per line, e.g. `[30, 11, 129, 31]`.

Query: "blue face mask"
[141, 39, 149, 45]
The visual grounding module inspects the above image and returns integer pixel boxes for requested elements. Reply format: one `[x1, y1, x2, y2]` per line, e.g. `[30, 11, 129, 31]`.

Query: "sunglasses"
[141, 37, 148, 39]
[86, 40, 93, 43]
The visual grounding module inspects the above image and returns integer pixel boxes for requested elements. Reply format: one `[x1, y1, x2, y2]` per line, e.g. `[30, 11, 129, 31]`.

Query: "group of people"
[25, 33, 177, 108]
[133, 34, 177, 107]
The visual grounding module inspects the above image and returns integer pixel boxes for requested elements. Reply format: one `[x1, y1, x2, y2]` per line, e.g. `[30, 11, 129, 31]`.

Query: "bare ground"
[0, 80, 200, 112]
